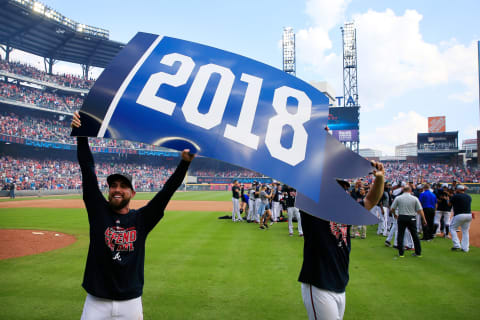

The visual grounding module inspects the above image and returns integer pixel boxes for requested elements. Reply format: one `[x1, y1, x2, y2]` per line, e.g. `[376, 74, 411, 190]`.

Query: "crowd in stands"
[0, 111, 177, 151]
[0, 155, 264, 191]
[0, 59, 94, 89]
[383, 162, 479, 183]
[0, 82, 83, 113]
[0, 156, 177, 191]
[2, 153, 478, 192]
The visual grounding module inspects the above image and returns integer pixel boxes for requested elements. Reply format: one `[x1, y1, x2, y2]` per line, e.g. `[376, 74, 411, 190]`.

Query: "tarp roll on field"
[71, 32, 379, 225]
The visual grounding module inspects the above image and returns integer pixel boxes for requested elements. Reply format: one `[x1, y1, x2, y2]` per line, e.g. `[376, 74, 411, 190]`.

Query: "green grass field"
[0, 192, 479, 319]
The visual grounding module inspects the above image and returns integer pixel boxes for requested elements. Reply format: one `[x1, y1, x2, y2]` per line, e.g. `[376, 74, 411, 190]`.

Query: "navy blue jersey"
[78, 137, 189, 300]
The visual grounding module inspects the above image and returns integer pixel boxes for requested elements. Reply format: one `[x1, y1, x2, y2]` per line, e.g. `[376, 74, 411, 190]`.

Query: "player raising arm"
[72, 111, 194, 319]
[298, 161, 385, 320]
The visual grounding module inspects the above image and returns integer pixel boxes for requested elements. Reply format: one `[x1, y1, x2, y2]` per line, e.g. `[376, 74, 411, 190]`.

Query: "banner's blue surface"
[72, 32, 378, 224]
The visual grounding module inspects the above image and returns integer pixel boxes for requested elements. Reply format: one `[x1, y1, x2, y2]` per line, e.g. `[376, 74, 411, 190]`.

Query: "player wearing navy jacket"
[72, 112, 195, 319]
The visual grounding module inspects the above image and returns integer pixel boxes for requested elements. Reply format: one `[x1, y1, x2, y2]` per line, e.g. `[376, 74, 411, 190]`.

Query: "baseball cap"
[456, 185, 465, 190]
[107, 173, 134, 190]
[441, 183, 448, 188]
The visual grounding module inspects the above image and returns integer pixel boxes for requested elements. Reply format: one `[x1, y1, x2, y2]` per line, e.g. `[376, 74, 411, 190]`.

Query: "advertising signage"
[332, 129, 359, 142]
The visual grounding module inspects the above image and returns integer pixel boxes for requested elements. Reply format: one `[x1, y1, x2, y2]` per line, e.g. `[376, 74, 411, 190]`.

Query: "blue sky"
[6, 0, 480, 155]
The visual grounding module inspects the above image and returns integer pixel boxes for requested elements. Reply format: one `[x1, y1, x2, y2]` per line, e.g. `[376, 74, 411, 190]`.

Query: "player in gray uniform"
[247, 182, 257, 222]
[254, 182, 262, 223]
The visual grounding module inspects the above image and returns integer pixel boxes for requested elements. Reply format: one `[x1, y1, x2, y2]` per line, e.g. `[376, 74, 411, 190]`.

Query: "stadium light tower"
[341, 22, 359, 107]
[282, 27, 296, 76]
[341, 21, 360, 153]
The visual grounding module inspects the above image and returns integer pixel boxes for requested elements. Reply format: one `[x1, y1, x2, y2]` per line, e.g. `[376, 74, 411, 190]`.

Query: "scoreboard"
[417, 131, 458, 154]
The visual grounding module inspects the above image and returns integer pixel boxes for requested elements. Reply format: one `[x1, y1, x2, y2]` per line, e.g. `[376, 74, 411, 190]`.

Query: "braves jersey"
[284, 188, 296, 208]
[298, 200, 364, 293]
[78, 137, 189, 300]
[273, 187, 283, 202]
[232, 185, 240, 199]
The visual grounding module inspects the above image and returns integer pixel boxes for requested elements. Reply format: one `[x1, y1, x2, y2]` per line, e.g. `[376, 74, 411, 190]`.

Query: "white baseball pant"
[450, 213, 473, 252]
[81, 294, 143, 320]
[231, 197, 242, 221]
[301, 283, 345, 320]
[383, 207, 391, 236]
[288, 207, 303, 235]
[434, 210, 450, 233]
[371, 206, 384, 235]
[272, 201, 281, 222]
[247, 198, 255, 221]
[386, 219, 413, 248]
[255, 198, 262, 222]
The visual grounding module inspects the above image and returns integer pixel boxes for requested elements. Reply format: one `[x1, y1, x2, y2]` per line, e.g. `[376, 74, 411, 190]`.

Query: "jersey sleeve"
[140, 159, 190, 233]
[391, 198, 398, 210]
[415, 197, 423, 211]
[77, 137, 107, 217]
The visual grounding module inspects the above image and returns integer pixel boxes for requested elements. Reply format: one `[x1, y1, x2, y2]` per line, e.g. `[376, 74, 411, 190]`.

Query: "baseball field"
[0, 191, 479, 319]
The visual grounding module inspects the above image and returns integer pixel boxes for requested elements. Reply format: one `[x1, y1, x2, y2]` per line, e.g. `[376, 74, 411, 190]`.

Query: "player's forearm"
[77, 137, 94, 166]
[77, 137, 101, 197]
[364, 175, 384, 211]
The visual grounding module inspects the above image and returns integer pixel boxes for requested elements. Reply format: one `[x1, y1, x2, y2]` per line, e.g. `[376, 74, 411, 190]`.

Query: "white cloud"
[304, 0, 351, 30]
[354, 9, 477, 110]
[360, 111, 427, 155]
[296, 0, 350, 87]
[296, 4, 478, 110]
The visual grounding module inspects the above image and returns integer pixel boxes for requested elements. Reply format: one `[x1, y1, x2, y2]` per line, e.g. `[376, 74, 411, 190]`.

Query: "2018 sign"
[72, 32, 378, 224]
[135, 52, 311, 166]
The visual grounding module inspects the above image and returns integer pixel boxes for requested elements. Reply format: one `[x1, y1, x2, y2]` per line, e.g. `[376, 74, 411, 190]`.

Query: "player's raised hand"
[71, 111, 81, 128]
[181, 149, 195, 162]
[370, 161, 385, 179]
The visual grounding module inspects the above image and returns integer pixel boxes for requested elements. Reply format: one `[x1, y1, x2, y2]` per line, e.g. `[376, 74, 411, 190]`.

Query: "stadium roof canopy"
[0, 0, 125, 68]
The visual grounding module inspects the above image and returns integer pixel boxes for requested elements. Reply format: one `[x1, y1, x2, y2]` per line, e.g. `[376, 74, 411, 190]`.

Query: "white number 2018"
[136, 53, 312, 166]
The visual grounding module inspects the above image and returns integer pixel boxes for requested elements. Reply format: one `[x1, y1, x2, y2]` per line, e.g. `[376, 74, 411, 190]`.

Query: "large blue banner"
[72, 32, 378, 224]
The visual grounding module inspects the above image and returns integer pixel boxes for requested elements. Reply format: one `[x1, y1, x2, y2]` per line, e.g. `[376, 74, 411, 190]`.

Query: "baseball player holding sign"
[72, 112, 194, 319]
[299, 161, 385, 320]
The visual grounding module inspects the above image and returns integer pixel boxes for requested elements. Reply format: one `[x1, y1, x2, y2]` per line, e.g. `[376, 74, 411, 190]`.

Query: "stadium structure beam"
[43, 57, 56, 74]
[0, 44, 13, 61]
[4, 18, 43, 44]
[47, 32, 75, 61]
[82, 63, 91, 79]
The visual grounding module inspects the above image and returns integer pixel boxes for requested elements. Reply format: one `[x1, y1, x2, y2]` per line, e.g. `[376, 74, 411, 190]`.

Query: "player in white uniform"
[271, 183, 283, 224]
[247, 183, 257, 222]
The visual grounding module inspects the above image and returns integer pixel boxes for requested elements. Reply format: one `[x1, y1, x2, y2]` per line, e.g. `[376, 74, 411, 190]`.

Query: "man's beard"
[108, 197, 130, 211]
